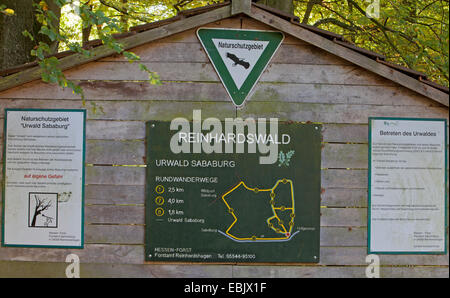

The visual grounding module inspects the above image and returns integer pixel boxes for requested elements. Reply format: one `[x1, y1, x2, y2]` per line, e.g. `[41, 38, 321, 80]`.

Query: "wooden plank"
[0, 81, 438, 109]
[86, 185, 145, 205]
[0, 99, 236, 121]
[82, 100, 237, 121]
[0, 245, 144, 265]
[0, 260, 234, 278]
[85, 205, 144, 225]
[249, 5, 449, 106]
[0, 79, 432, 107]
[65, 62, 394, 87]
[0, 98, 83, 111]
[262, 64, 393, 85]
[322, 169, 367, 189]
[322, 143, 367, 169]
[85, 224, 144, 244]
[238, 102, 448, 124]
[320, 246, 449, 266]
[0, 260, 447, 278]
[320, 227, 367, 246]
[0, 241, 447, 267]
[320, 208, 367, 227]
[65, 62, 220, 82]
[101, 42, 210, 63]
[86, 165, 145, 185]
[248, 84, 440, 107]
[100, 43, 350, 65]
[231, 265, 449, 278]
[0, 260, 446, 278]
[86, 140, 146, 165]
[86, 120, 146, 140]
[0, 261, 236, 278]
[321, 188, 368, 208]
[322, 124, 368, 143]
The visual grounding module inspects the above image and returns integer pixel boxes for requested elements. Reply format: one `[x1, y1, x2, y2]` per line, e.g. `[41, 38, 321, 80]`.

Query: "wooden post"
[231, 0, 251, 15]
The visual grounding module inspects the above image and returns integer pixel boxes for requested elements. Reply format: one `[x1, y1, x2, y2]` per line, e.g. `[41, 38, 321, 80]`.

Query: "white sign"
[2, 109, 86, 248]
[368, 118, 447, 253]
[197, 28, 284, 107]
[211, 38, 269, 89]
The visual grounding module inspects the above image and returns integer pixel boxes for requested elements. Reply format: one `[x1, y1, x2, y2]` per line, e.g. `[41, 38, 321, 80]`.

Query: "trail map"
[145, 120, 321, 263]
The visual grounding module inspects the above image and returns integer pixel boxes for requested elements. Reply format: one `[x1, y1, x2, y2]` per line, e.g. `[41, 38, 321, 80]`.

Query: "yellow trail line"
[221, 179, 295, 241]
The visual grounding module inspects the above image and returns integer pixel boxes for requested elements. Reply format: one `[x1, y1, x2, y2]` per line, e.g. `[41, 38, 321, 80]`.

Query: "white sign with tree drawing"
[2, 109, 86, 248]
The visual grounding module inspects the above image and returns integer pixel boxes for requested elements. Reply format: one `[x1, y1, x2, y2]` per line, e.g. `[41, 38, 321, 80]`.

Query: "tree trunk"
[31, 209, 40, 227]
[256, 0, 294, 14]
[0, 0, 61, 70]
[0, 0, 38, 69]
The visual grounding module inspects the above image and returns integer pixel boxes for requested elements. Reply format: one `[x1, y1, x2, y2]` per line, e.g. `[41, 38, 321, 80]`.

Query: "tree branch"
[301, 0, 321, 24]
[313, 18, 359, 31]
[99, 0, 150, 23]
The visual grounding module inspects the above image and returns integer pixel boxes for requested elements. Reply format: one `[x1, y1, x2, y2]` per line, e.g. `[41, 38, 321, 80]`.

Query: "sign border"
[196, 27, 284, 107]
[144, 120, 322, 265]
[367, 117, 448, 255]
[2, 108, 86, 249]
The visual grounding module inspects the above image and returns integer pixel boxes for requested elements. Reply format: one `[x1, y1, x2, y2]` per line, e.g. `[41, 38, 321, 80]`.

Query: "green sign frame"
[145, 120, 322, 264]
[2, 108, 86, 249]
[197, 28, 284, 107]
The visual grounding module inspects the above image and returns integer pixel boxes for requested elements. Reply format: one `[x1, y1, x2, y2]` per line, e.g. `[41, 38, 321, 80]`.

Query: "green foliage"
[20, 0, 224, 103]
[0, 5, 15, 16]
[294, 0, 449, 86]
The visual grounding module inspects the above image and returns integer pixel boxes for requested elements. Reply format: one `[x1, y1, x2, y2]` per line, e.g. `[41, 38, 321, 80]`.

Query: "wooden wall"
[0, 15, 448, 278]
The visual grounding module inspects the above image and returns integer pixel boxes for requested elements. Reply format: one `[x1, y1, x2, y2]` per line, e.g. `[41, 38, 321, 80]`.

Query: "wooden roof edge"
[419, 77, 449, 94]
[334, 39, 386, 61]
[377, 58, 429, 80]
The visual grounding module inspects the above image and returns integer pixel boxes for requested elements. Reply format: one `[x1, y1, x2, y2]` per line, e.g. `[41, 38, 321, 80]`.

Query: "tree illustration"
[30, 195, 52, 227]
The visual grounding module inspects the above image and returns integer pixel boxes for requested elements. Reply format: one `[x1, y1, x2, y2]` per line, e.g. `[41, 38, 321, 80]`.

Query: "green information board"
[145, 118, 321, 263]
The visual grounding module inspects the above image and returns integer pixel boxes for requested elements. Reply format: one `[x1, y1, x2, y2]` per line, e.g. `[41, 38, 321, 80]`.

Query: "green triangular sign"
[197, 28, 284, 107]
